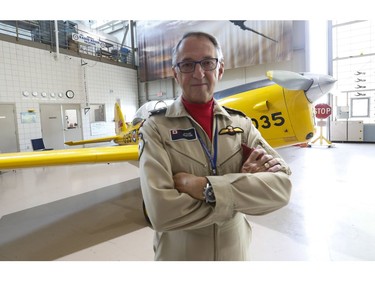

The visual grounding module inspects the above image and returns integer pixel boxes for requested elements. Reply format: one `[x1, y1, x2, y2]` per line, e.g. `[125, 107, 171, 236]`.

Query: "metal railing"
[0, 20, 135, 66]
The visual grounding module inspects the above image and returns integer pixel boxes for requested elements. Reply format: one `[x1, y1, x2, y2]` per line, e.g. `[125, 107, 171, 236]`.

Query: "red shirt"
[182, 97, 214, 140]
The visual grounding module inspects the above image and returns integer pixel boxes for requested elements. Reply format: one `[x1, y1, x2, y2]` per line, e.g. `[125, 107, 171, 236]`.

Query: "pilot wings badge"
[219, 126, 244, 136]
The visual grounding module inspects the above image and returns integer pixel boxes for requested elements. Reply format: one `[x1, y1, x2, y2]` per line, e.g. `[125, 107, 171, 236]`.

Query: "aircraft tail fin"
[114, 102, 127, 135]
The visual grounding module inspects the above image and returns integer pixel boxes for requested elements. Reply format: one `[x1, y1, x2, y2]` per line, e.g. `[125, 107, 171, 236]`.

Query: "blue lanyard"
[195, 118, 218, 175]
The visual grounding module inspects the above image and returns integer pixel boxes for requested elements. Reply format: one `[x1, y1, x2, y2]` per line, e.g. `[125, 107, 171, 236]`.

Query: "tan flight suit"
[139, 96, 292, 261]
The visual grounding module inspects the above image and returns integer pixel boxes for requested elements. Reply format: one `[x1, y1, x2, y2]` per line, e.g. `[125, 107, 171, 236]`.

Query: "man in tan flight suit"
[139, 31, 292, 261]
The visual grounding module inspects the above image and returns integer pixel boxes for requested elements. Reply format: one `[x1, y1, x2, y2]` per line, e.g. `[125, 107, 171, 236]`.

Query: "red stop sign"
[315, 103, 332, 119]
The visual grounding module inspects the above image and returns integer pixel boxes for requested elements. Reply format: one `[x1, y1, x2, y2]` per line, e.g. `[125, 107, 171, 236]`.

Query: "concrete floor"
[0, 143, 374, 277]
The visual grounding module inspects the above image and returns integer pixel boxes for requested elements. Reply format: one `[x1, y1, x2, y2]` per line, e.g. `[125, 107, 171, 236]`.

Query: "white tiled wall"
[0, 40, 138, 152]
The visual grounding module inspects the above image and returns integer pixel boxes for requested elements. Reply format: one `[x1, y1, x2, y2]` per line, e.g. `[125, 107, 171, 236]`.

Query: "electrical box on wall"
[336, 106, 349, 119]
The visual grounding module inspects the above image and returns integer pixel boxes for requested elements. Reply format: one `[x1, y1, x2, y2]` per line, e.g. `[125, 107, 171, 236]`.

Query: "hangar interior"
[0, 20, 375, 262]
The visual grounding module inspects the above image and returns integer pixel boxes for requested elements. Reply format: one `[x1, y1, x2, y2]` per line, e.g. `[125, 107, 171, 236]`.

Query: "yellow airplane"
[64, 102, 144, 147]
[0, 70, 336, 170]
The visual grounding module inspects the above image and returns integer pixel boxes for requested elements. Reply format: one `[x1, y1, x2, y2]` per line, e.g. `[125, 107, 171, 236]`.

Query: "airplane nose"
[266, 70, 337, 103]
[266, 70, 313, 91]
[304, 74, 337, 103]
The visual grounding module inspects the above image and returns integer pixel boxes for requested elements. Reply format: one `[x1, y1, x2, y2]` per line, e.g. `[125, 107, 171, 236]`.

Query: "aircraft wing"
[65, 136, 119, 146]
[0, 145, 138, 170]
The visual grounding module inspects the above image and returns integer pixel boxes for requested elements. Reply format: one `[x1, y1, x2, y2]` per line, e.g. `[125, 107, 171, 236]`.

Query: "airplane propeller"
[267, 70, 336, 103]
[266, 70, 313, 91]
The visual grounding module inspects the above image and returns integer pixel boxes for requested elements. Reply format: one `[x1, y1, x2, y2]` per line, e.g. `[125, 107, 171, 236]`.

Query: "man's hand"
[241, 146, 281, 173]
[173, 172, 207, 200]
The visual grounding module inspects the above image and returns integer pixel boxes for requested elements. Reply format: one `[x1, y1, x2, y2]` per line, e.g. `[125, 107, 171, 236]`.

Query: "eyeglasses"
[176, 58, 219, 73]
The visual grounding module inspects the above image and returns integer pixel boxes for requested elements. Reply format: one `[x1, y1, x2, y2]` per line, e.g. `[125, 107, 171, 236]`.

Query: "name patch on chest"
[170, 128, 197, 141]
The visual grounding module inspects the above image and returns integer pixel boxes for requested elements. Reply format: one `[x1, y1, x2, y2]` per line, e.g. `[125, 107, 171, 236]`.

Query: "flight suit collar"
[165, 96, 231, 120]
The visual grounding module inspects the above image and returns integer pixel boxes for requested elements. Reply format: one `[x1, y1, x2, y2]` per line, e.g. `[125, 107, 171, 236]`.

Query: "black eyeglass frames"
[176, 58, 219, 73]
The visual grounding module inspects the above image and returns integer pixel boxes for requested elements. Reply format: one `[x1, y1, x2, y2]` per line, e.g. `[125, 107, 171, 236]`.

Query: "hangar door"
[40, 104, 83, 149]
[0, 104, 19, 153]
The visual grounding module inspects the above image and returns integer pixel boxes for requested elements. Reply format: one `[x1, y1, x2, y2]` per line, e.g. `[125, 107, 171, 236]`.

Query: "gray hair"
[171, 31, 224, 67]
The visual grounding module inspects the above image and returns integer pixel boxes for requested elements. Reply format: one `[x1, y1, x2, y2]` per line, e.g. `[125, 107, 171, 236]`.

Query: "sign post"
[309, 103, 333, 147]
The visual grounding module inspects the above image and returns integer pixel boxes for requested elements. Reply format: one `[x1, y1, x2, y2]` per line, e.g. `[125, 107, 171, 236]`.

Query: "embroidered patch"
[170, 128, 197, 141]
[138, 133, 145, 158]
[219, 126, 244, 135]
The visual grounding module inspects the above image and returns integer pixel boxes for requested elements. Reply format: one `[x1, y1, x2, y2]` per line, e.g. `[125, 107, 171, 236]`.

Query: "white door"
[40, 104, 65, 149]
[40, 104, 83, 149]
[62, 104, 83, 148]
[0, 104, 19, 153]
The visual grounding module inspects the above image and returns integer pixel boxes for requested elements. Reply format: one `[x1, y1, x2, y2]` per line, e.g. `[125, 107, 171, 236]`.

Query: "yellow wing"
[64, 136, 120, 146]
[0, 145, 138, 170]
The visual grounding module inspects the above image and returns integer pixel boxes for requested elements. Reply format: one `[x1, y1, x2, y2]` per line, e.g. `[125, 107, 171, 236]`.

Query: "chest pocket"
[165, 139, 209, 176]
[216, 133, 243, 174]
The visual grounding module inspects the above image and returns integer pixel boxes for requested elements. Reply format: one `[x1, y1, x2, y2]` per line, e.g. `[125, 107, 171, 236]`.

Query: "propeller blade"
[266, 70, 313, 91]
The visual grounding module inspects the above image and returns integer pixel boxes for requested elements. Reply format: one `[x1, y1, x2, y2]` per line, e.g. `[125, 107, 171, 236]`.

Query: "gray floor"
[1, 143, 375, 265]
